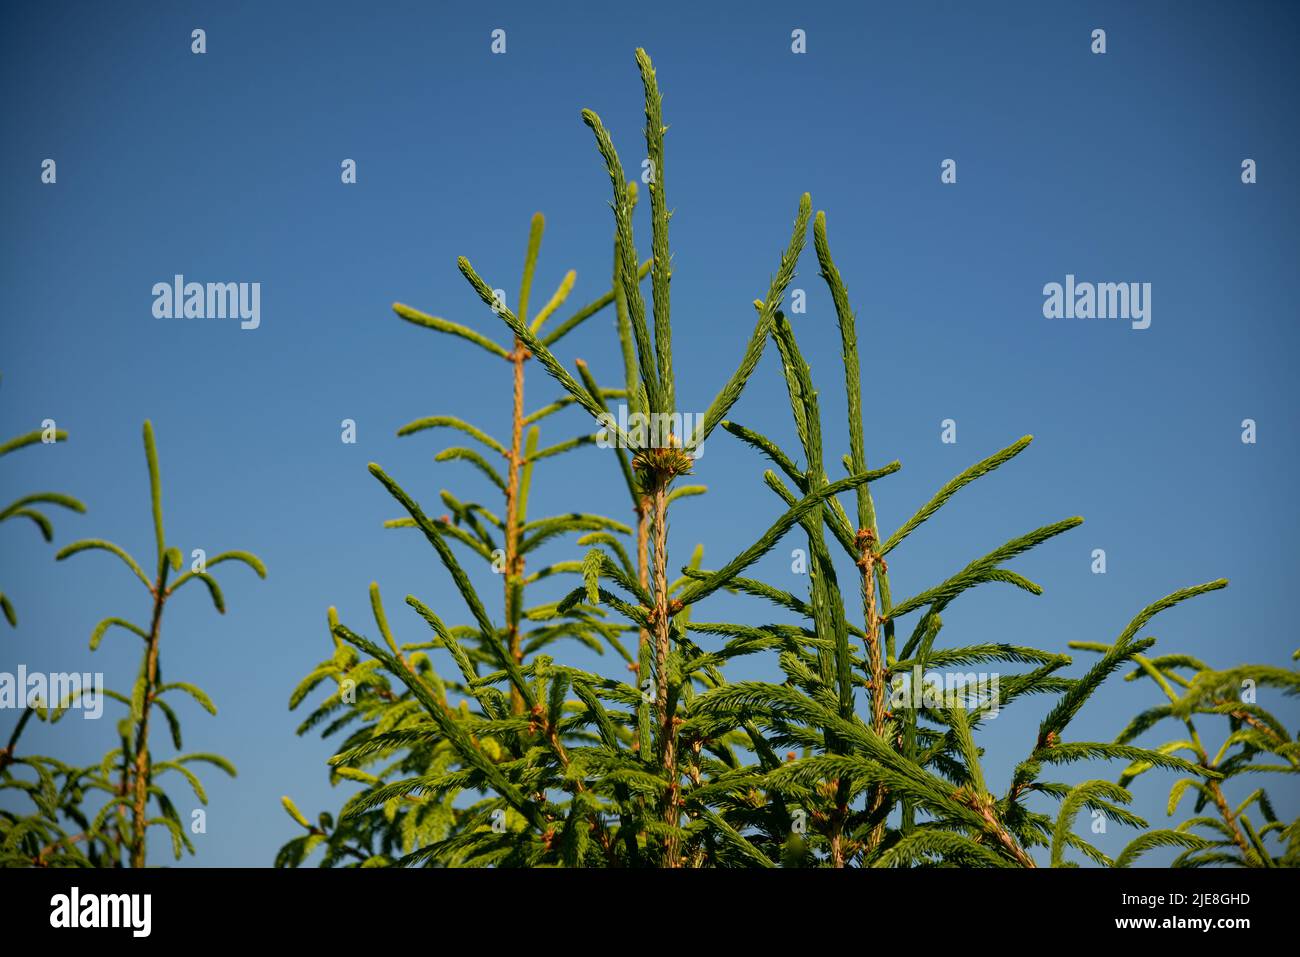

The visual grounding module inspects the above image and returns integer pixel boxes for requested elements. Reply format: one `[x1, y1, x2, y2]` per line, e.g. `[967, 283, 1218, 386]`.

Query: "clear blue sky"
[2, 0, 1296, 866]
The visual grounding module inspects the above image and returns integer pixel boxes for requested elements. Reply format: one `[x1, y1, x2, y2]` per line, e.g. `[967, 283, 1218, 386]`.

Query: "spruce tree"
[280, 49, 1294, 868]
[0, 422, 264, 866]
[1072, 641, 1299, 866]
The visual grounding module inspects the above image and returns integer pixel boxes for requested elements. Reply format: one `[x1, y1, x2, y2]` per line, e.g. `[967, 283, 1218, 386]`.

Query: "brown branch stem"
[650, 477, 680, 867]
[504, 341, 528, 714]
[130, 575, 169, 868]
[856, 528, 889, 855]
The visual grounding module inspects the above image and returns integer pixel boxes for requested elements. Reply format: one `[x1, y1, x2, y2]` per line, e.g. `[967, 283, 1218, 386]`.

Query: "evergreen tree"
[1, 422, 264, 866]
[1072, 641, 1299, 866]
[281, 49, 1295, 868]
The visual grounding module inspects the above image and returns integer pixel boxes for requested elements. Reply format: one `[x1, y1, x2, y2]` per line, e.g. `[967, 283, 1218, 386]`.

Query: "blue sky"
[2, 0, 1296, 866]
